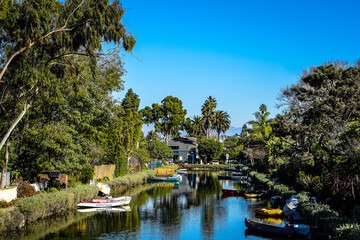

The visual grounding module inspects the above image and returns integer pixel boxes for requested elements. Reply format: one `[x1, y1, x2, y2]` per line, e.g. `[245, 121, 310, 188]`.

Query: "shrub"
[17, 181, 36, 198]
[79, 164, 94, 183]
[334, 223, 360, 240]
[0, 201, 10, 209]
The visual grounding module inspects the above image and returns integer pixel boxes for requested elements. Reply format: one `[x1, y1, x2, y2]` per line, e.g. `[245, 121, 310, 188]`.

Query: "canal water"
[6, 171, 296, 240]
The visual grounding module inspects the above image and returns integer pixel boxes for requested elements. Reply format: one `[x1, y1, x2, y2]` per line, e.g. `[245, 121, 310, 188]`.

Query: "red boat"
[245, 218, 294, 236]
[221, 189, 246, 196]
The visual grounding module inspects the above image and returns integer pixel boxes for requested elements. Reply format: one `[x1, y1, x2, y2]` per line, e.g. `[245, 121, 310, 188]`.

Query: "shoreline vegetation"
[0, 170, 155, 232]
[0, 164, 359, 239]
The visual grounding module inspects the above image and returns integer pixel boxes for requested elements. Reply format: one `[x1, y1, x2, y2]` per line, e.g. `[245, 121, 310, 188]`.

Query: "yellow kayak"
[255, 208, 283, 216]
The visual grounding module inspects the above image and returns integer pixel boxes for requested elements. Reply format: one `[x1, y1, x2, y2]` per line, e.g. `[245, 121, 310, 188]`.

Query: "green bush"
[108, 170, 155, 195]
[14, 185, 98, 222]
[0, 210, 25, 231]
[272, 184, 296, 199]
[79, 164, 94, 183]
[334, 223, 360, 240]
[114, 156, 128, 177]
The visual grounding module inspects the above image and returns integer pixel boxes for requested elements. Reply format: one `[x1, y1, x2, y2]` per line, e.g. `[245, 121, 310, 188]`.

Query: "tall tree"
[201, 96, 217, 139]
[141, 96, 187, 143]
[0, 0, 136, 188]
[120, 89, 143, 157]
[213, 110, 231, 141]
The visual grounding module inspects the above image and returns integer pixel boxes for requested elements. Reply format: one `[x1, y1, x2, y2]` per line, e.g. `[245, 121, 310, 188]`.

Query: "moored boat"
[255, 208, 283, 217]
[244, 192, 263, 198]
[147, 174, 181, 182]
[77, 196, 132, 208]
[244, 218, 294, 236]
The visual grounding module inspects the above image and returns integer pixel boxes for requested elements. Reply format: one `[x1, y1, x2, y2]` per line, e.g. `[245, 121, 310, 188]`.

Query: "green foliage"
[197, 138, 223, 164]
[0, 0, 136, 184]
[120, 89, 143, 156]
[141, 96, 187, 141]
[79, 164, 94, 184]
[108, 170, 155, 196]
[132, 148, 150, 169]
[114, 156, 128, 177]
[334, 223, 360, 240]
[146, 140, 173, 160]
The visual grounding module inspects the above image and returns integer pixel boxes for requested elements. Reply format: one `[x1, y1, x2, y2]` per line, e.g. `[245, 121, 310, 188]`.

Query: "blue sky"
[113, 0, 360, 133]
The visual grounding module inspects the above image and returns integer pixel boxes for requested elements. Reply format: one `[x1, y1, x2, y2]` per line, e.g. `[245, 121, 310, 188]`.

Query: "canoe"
[148, 175, 181, 182]
[77, 196, 132, 208]
[245, 218, 294, 236]
[255, 208, 283, 217]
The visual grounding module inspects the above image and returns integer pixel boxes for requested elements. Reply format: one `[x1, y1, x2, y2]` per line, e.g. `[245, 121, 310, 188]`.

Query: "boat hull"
[77, 196, 132, 208]
[148, 175, 181, 182]
[245, 218, 294, 236]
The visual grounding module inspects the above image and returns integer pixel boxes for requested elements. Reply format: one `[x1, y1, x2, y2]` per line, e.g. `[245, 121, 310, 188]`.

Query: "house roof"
[168, 137, 196, 150]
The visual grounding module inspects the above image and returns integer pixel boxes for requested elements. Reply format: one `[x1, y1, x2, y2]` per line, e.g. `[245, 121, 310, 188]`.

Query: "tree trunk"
[0, 102, 31, 152]
[0, 140, 10, 189]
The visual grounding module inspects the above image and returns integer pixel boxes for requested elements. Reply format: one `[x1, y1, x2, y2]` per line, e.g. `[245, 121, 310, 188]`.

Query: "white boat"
[77, 206, 132, 213]
[77, 196, 132, 208]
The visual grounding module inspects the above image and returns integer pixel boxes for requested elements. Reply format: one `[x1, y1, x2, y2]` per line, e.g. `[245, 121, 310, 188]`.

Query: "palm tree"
[213, 110, 231, 141]
[192, 115, 206, 137]
[201, 96, 217, 139]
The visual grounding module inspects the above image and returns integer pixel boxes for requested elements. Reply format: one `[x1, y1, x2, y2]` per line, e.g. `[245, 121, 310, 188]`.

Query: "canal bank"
[248, 170, 360, 239]
[4, 171, 279, 240]
[0, 170, 155, 233]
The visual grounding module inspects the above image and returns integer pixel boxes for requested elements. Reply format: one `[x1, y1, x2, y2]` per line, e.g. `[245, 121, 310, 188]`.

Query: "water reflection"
[11, 172, 298, 240]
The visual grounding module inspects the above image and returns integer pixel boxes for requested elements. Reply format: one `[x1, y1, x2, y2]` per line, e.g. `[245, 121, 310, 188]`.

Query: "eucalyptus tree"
[0, 0, 136, 188]
[201, 96, 217, 139]
[141, 96, 187, 143]
[213, 110, 231, 141]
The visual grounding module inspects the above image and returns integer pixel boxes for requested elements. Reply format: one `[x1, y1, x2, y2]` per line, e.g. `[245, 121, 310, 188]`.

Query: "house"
[167, 137, 197, 163]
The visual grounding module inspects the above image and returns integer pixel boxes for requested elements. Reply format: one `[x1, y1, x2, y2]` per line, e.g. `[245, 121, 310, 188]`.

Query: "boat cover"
[283, 195, 299, 216]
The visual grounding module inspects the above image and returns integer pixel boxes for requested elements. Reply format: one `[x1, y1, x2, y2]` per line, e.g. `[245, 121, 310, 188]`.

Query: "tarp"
[283, 195, 300, 216]
[156, 168, 175, 177]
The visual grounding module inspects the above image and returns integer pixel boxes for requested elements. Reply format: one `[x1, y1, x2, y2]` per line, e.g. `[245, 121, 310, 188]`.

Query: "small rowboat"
[255, 208, 283, 217]
[147, 175, 181, 182]
[77, 196, 132, 208]
[244, 193, 263, 198]
[245, 218, 294, 236]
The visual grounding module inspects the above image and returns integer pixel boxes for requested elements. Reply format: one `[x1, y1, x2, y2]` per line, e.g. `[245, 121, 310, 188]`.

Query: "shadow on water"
[4, 171, 306, 240]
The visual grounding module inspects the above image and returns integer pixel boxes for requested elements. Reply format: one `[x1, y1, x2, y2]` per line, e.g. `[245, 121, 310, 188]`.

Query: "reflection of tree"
[196, 172, 222, 196]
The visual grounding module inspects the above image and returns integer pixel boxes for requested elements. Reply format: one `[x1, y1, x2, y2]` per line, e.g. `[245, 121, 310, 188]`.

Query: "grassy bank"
[0, 170, 155, 232]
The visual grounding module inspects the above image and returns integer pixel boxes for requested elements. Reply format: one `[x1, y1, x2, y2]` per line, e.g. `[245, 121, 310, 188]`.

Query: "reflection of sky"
[38, 172, 285, 240]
